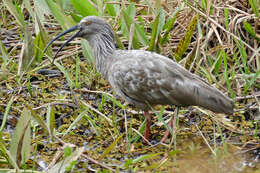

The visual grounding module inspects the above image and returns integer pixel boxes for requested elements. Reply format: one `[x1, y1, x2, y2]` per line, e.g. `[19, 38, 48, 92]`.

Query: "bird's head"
[44, 16, 114, 59]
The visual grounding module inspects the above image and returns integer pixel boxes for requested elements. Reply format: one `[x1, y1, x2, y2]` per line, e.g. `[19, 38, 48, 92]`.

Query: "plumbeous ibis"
[44, 16, 234, 142]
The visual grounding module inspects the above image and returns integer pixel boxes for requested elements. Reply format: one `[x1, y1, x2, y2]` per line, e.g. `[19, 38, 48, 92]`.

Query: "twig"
[82, 154, 116, 172]
[80, 100, 112, 124]
[196, 124, 216, 156]
[132, 128, 153, 146]
[188, 4, 259, 56]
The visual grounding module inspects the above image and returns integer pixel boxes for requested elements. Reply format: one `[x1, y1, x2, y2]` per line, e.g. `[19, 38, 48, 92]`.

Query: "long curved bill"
[43, 25, 80, 60]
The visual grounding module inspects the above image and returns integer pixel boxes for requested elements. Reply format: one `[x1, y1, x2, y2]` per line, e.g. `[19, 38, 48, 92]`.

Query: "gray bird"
[44, 16, 234, 142]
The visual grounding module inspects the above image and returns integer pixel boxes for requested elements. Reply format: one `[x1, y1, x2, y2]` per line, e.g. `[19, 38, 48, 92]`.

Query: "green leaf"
[45, 0, 75, 30]
[0, 40, 9, 62]
[224, 8, 229, 30]
[81, 39, 95, 64]
[174, 14, 198, 62]
[18, 26, 34, 75]
[211, 51, 222, 75]
[10, 108, 32, 166]
[64, 146, 73, 157]
[133, 153, 162, 164]
[99, 135, 122, 160]
[249, 0, 259, 17]
[121, 5, 148, 48]
[63, 109, 88, 136]
[243, 21, 260, 42]
[27, 106, 49, 135]
[34, 0, 52, 22]
[160, 7, 180, 45]
[34, 14, 51, 62]
[70, 0, 98, 16]
[222, 50, 235, 97]
[47, 104, 56, 137]
[2, 0, 25, 28]
[0, 96, 14, 132]
[234, 37, 250, 74]
[148, 9, 165, 51]
[106, 0, 120, 16]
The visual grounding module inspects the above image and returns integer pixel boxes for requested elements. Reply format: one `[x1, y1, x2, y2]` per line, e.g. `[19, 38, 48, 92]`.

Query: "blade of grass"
[211, 51, 222, 75]
[2, 0, 25, 28]
[234, 37, 250, 74]
[99, 135, 122, 160]
[249, 0, 259, 17]
[222, 50, 235, 97]
[46, 104, 55, 137]
[0, 96, 15, 132]
[133, 153, 162, 164]
[243, 21, 260, 42]
[63, 109, 88, 136]
[148, 9, 165, 51]
[244, 68, 260, 93]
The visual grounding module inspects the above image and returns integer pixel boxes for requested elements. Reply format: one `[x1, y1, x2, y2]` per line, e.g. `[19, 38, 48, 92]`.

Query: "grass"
[0, 0, 259, 172]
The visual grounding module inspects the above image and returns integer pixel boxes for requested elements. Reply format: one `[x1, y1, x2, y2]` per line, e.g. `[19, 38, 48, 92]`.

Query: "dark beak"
[43, 25, 81, 60]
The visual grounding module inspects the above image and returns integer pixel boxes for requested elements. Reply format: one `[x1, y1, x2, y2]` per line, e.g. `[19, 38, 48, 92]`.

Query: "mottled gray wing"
[108, 50, 233, 114]
[108, 50, 186, 108]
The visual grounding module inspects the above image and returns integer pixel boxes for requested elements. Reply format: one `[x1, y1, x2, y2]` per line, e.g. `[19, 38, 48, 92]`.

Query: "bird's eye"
[85, 21, 92, 25]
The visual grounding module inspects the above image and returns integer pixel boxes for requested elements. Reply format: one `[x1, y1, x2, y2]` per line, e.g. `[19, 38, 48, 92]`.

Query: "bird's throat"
[89, 33, 116, 79]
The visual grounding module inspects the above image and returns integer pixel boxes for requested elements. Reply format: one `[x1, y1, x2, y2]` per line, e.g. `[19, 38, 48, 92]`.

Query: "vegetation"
[0, 0, 259, 172]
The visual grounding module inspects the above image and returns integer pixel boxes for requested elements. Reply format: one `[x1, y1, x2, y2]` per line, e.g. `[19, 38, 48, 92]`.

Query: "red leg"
[160, 107, 179, 143]
[160, 116, 174, 143]
[144, 111, 152, 141]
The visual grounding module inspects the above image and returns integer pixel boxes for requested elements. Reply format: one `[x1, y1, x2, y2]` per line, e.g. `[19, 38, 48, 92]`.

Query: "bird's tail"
[193, 81, 234, 114]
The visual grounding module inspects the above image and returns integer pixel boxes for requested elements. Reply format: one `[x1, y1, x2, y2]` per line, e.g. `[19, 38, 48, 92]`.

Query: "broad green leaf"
[45, 0, 75, 30]
[34, 0, 52, 22]
[81, 39, 94, 64]
[121, 5, 148, 48]
[70, 0, 98, 16]
[10, 108, 32, 166]
[121, 9, 139, 49]
[106, 0, 120, 16]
